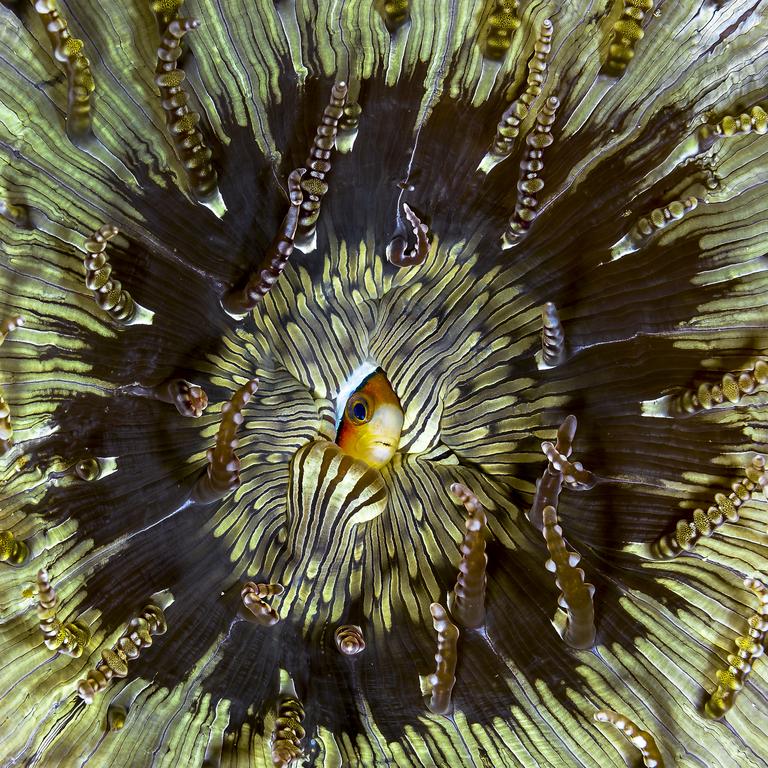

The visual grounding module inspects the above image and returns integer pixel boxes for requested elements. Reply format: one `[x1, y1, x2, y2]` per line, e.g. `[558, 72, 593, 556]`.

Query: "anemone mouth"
[1, 1, 768, 767]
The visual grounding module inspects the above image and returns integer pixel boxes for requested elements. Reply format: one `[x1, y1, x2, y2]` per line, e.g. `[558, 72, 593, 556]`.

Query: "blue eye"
[347, 396, 370, 424]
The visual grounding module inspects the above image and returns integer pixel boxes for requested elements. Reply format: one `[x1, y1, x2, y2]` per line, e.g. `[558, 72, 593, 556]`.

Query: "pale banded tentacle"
[447, 483, 488, 629]
[479, 19, 551, 172]
[602, 0, 655, 79]
[240, 582, 283, 626]
[541, 440, 595, 490]
[77, 604, 167, 704]
[593, 709, 664, 767]
[32, 0, 94, 144]
[36, 568, 90, 658]
[538, 302, 566, 368]
[501, 96, 560, 248]
[676, 359, 768, 415]
[520, 19, 553, 109]
[193, 379, 259, 503]
[651, 455, 767, 559]
[529, 415, 577, 530]
[0, 529, 29, 565]
[387, 203, 430, 268]
[271, 695, 305, 767]
[151, 1, 218, 200]
[334, 625, 365, 655]
[425, 602, 459, 715]
[223, 169, 305, 315]
[81, 225, 137, 323]
[610, 197, 698, 261]
[153, 378, 208, 417]
[542, 505, 596, 650]
[529, 466, 563, 532]
[295, 82, 348, 249]
[482, 0, 521, 60]
[704, 577, 768, 720]
[699, 103, 768, 150]
[483, 100, 528, 170]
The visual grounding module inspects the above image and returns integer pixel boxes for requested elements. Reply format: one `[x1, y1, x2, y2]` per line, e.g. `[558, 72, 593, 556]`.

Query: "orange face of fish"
[336, 370, 403, 469]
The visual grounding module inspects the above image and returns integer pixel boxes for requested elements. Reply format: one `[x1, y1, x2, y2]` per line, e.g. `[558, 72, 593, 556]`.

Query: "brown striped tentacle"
[541, 441, 595, 490]
[541, 414, 595, 491]
[193, 379, 259, 503]
[334, 625, 365, 655]
[481, 19, 553, 171]
[151, 2, 218, 200]
[701, 103, 768, 146]
[240, 582, 283, 626]
[602, 0, 655, 78]
[32, 0, 94, 144]
[704, 577, 768, 720]
[651, 455, 768, 559]
[501, 96, 560, 247]
[425, 602, 459, 715]
[81, 225, 137, 323]
[675, 359, 768, 415]
[36, 568, 90, 657]
[594, 709, 664, 767]
[447, 483, 488, 629]
[519, 19, 553, 109]
[386, 203, 430, 268]
[153, 378, 209, 417]
[529, 415, 577, 530]
[222, 169, 305, 315]
[77, 604, 167, 704]
[610, 196, 698, 261]
[295, 82, 348, 249]
[271, 695, 305, 767]
[540, 302, 566, 368]
[542, 505, 596, 650]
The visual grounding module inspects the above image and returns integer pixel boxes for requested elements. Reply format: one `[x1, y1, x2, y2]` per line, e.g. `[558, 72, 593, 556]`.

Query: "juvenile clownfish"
[336, 369, 403, 469]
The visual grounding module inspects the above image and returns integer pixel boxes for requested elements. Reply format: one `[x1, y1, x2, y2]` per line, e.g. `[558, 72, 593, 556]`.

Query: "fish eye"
[347, 395, 371, 425]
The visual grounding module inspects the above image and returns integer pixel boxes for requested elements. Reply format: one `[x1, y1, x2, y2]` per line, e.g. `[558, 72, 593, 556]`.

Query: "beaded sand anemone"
[1, 1, 768, 766]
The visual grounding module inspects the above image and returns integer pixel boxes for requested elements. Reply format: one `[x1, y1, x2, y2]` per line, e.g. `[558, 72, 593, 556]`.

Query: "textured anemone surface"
[1, 0, 768, 766]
